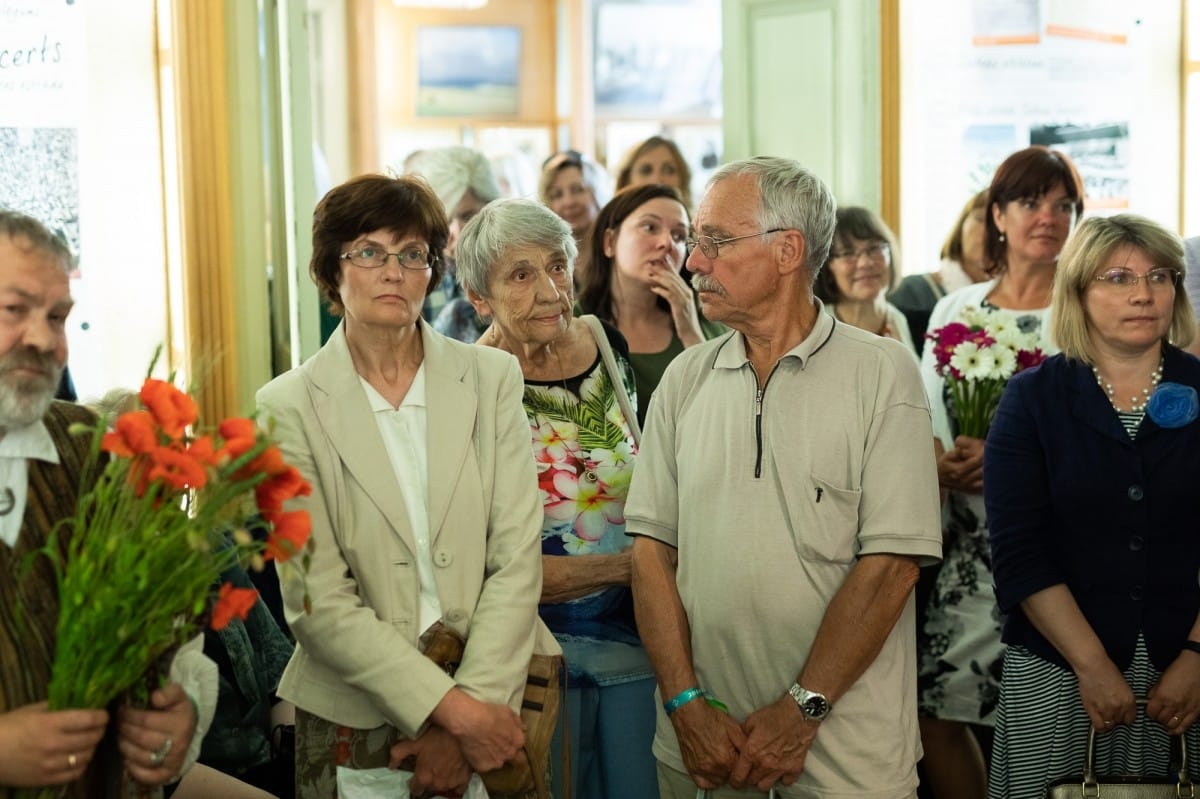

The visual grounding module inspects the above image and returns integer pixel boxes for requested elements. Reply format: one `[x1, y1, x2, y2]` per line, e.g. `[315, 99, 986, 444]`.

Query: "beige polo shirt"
[625, 306, 942, 799]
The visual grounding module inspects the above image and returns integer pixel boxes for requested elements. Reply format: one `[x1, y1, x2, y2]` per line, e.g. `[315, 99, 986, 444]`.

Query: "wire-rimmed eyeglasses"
[340, 245, 434, 270]
[830, 242, 890, 262]
[1092, 267, 1180, 291]
[686, 228, 785, 260]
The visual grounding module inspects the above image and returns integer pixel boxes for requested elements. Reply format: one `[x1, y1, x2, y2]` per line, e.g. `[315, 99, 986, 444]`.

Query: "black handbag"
[1043, 702, 1194, 798]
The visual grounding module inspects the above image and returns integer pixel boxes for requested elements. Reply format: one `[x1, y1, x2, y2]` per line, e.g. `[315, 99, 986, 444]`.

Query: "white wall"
[75, 0, 171, 397]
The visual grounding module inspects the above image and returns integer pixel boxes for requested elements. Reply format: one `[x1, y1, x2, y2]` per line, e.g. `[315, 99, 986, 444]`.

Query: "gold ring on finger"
[68, 753, 77, 769]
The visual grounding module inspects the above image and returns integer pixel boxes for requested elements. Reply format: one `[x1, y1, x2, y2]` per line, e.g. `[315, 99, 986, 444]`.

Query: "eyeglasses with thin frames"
[686, 228, 785, 260]
[830, 242, 890, 262]
[340, 245, 434, 270]
[1092, 267, 1180, 291]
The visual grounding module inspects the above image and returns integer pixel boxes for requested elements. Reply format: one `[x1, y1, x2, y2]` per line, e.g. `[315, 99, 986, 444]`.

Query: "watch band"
[1182, 640, 1200, 656]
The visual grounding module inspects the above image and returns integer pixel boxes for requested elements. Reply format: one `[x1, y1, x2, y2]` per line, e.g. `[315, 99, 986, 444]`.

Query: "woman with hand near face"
[986, 215, 1200, 797]
[578, 184, 725, 424]
[916, 146, 1085, 799]
[815, 206, 915, 353]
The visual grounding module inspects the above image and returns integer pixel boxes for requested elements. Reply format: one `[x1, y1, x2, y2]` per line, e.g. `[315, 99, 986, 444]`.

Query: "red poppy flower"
[255, 466, 312, 515]
[147, 445, 209, 491]
[140, 379, 198, 440]
[263, 509, 311, 562]
[101, 411, 159, 458]
[249, 445, 288, 477]
[186, 435, 221, 467]
[217, 417, 259, 464]
[211, 582, 258, 630]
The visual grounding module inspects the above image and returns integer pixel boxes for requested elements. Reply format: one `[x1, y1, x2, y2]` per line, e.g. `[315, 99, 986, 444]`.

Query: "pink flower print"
[531, 417, 580, 465]
[546, 468, 626, 541]
[589, 442, 635, 494]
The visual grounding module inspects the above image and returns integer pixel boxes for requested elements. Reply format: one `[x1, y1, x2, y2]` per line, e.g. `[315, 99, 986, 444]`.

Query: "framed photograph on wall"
[416, 25, 521, 117]
[592, 0, 721, 119]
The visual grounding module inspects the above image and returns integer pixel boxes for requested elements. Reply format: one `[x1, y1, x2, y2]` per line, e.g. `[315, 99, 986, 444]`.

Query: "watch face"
[802, 695, 830, 719]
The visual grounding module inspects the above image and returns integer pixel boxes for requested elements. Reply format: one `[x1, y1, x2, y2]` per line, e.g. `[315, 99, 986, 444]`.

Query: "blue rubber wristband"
[664, 686, 705, 716]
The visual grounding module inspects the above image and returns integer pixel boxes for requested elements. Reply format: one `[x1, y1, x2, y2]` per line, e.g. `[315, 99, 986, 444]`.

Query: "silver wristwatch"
[788, 682, 831, 721]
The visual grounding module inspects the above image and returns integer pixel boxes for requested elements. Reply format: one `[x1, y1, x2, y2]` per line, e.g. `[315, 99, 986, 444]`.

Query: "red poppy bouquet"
[42, 376, 313, 712]
[927, 305, 1047, 438]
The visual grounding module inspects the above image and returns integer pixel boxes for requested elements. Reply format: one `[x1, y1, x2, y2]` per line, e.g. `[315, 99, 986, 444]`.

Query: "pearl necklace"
[1092, 358, 1163, 414]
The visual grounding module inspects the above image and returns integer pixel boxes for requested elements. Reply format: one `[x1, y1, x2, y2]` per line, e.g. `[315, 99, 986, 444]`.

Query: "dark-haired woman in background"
[986, 214, 1200, 797]
[577, 184, 724, 424]
[815, 206, 915, 353]
[917, 146, 1084, 798]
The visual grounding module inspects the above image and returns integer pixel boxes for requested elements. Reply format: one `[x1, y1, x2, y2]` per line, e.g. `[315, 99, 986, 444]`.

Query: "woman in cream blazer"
[256, 174, 555, 799]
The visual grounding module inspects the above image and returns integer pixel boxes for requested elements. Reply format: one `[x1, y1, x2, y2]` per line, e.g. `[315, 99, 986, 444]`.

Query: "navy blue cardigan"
[985, 346, 1200, 672]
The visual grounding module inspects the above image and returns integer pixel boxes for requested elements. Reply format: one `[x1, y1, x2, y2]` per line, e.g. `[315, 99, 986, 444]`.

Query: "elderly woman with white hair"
[405, 145, 501, 340]
[458, 198, 659, 799]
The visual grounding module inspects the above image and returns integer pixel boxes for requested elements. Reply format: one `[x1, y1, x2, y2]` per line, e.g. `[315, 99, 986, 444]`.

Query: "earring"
[999, 232, 1006, 243]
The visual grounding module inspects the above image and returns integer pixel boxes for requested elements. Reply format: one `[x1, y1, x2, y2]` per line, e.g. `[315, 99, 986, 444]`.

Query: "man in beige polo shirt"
[627, 157, 942, 799]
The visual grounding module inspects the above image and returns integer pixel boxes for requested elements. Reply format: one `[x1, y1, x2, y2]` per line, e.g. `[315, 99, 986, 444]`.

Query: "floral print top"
[524, 330, 646, 683]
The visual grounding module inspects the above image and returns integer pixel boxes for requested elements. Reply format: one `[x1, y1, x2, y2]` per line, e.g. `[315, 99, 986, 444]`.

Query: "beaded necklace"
[1092, 357, 1164, 414]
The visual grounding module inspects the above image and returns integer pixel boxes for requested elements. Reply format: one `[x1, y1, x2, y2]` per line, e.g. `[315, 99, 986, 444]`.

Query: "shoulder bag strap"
[579, 314, 641, 446]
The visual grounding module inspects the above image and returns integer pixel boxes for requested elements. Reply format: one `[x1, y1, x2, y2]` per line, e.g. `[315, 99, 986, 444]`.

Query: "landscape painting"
[416, 26, 521, 117]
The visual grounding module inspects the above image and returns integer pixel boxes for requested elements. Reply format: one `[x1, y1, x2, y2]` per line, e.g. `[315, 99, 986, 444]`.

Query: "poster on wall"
[0, 0, 84, 266]
[898, 1, 1175, 273]
[416, 26, 520, 117]
[592, 0, 721, 119]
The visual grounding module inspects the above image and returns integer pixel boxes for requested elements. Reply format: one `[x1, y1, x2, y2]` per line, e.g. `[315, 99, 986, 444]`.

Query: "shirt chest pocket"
[790, 474, 862, 563]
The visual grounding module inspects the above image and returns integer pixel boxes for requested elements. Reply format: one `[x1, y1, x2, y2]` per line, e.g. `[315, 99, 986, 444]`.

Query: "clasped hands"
[1077, 651, 1200, 735]
[937, 436, 984, 494]
[673, 694, 818, 793]
[388, 695, 525, 799]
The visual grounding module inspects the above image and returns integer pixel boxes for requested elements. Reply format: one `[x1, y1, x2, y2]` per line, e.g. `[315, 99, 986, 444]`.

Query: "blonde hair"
[1052, 214, 1195, 362]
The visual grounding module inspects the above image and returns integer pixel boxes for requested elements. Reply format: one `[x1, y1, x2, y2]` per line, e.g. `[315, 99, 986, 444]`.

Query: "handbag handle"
[579, 314, 641, 447]
[1081, 699, 1192, 793]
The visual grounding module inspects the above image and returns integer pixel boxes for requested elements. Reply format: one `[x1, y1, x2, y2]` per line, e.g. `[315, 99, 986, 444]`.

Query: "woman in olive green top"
[578, 184, 725, 423]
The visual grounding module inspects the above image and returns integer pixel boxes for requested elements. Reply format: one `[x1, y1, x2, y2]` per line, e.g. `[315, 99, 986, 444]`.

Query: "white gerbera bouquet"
[926, 306, 1047, 438]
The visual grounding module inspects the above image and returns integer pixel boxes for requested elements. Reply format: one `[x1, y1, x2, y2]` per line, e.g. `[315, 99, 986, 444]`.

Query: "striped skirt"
[988, 637, 1200, 799]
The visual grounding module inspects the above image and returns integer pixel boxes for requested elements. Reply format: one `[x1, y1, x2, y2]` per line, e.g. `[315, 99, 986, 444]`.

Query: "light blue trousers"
[550, 677, 660, 799]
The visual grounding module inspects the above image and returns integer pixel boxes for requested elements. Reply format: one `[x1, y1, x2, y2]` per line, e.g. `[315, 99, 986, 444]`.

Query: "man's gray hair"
[456, 198, 578, 297]
[0, 209, 73, 273]
[708, 157, 837, 277]
[404, 145, 501, 214]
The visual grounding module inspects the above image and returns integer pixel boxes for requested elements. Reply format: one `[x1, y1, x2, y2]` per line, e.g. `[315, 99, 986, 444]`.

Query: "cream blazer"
[256, 321, 556, 737]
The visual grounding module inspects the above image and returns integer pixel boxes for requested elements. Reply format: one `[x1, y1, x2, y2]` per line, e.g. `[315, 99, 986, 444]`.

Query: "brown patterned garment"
[294, 708, 538, 799]
[0, 401, 102, 799]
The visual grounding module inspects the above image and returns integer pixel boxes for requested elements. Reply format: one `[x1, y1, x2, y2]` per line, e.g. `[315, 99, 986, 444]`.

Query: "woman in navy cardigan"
[985, 214, 1200, 797]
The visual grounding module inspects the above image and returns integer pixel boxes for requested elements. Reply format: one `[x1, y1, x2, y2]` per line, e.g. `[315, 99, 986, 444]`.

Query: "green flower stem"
[948, 376, 1006, 439]
[45, 435, 277, 712]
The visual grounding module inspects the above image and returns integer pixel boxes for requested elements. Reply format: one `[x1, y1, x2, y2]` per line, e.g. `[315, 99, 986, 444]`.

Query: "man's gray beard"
[0, 364, 61, 430]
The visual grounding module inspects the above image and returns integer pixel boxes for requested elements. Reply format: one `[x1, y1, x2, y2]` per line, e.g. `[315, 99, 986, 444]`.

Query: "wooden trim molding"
[168, 0, 239, 422]
[880, 0, 900, 236]
[347, 0, 378, 175]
